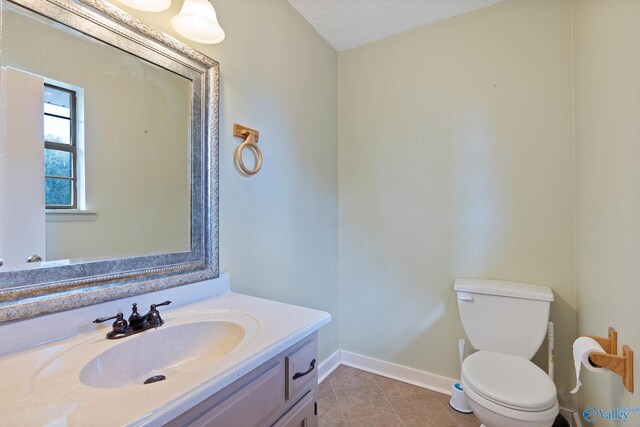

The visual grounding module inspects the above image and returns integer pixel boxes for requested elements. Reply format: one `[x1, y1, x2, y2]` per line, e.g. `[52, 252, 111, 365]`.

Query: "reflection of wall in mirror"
[3, 7, 192, 263]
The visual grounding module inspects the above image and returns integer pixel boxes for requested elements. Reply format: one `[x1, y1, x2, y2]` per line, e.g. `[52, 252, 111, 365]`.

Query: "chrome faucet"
[93, 300, 172, 339]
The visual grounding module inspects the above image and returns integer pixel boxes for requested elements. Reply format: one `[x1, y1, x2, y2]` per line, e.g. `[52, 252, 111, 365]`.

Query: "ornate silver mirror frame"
[0, 0, 219, 321]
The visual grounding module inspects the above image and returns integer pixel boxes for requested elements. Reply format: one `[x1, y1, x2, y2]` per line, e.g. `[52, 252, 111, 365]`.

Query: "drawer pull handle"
[293, 359, 316, 380]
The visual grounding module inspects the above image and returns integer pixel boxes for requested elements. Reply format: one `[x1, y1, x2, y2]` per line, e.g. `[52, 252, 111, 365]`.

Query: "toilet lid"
[462, 350, 557, 412]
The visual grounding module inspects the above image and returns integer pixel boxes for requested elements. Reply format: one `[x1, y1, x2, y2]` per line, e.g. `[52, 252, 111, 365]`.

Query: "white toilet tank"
[455, 279, 554, 360]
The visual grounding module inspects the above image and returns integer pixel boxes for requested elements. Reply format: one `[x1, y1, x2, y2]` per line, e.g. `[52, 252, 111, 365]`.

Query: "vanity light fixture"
[114, 0, 171, 12]
[171, 0, 225, 44]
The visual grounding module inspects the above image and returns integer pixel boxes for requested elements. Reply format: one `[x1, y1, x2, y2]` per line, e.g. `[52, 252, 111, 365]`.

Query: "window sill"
[46, 210, 97, 222]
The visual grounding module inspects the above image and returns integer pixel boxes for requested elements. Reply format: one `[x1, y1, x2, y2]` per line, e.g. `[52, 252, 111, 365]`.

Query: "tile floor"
[318, 365, 481, 427]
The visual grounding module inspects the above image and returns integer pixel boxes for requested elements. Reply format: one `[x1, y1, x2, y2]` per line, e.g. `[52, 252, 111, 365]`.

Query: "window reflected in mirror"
[44, 84, 79, 209]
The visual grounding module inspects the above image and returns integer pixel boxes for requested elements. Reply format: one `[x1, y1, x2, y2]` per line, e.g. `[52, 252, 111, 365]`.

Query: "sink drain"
[144, 375, 166, 385]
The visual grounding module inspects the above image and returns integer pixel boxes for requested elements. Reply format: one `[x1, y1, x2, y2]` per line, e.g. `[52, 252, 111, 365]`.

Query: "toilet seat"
[462, 351, 557, 412]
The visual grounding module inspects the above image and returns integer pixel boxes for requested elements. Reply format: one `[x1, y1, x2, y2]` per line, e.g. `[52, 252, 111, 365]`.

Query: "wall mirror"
[0, 0, 219, 321]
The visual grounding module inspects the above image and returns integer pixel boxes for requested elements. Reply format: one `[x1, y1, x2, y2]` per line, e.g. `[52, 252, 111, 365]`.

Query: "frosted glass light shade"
[114, 0, 170, 12]
[171, 0, 225, 44]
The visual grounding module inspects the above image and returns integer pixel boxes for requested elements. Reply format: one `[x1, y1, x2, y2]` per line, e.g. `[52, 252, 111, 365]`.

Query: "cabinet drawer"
[285, 337, 317, 400]
[272, 392, 317, 427]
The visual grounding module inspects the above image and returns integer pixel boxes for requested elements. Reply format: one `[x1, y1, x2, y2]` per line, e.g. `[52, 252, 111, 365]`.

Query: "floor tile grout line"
[333, 366, 397, 425]
[327, 372, 347, 424]
[324, 366, 478, 427]
[372, 374, 407, 427]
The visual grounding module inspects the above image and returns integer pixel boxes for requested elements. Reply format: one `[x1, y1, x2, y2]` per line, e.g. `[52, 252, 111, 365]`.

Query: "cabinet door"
[167, 332, 319, 427]
[272, 392, 316, 427]
[169, 361, 285, 427]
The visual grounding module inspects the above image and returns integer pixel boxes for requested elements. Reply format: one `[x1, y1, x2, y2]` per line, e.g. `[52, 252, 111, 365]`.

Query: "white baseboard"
[338, 350, 456, 395]
[318, 350, 341, 383]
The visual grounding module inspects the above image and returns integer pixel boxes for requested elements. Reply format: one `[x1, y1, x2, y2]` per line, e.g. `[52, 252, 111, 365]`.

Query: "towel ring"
[233, 124, 262, 175]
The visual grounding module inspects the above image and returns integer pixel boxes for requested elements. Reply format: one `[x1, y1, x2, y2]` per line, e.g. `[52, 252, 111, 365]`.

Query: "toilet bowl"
[461, 350, 558, 427]
[454, 279, 558, 427]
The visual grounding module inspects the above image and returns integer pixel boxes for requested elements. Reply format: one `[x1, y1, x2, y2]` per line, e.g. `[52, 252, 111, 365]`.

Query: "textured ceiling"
[286, 0, 504, 51]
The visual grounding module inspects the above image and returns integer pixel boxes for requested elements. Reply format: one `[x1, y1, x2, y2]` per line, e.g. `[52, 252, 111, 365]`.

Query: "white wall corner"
[318, 350, 341, 383]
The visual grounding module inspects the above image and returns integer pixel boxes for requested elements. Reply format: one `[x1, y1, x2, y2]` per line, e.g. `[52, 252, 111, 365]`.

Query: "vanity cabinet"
[168, 332, 319, 427]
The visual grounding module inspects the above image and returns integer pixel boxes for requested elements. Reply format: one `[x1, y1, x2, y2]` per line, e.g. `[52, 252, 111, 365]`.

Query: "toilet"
[454, 279, 559, 427]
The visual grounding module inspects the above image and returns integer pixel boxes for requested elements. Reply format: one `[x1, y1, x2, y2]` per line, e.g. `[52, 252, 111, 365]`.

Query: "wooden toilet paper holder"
[582, 327, 634, 393]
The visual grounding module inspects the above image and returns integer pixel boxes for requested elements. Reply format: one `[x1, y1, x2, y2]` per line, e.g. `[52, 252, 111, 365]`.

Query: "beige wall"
[4, 8, 191, 261]
[4, 0, 638, 418]
[574, 0, 640, 423]
[338, 0, 577, 407]
[114, 0, 340, 362]
[87, 0, 640, 417]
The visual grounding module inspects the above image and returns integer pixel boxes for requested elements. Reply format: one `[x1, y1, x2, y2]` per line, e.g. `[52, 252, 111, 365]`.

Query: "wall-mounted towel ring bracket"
[233, 123, 262, 175]
[582, 327, 634, 392]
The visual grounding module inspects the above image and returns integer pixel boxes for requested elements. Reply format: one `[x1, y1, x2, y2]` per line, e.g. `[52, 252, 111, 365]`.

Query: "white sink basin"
[32, 310, 258, 398]
[80, 320, 246, 388]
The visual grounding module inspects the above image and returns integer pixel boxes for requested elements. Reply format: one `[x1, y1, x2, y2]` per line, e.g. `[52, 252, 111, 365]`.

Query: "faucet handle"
[94, 313, 121, 324]
[146, 300, 171, 327]
[93, 312, 129, 334]
[150, 300, 171, 310]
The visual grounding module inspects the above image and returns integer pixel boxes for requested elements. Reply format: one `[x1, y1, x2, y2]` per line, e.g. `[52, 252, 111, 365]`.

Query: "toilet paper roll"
[570, 337, 609, 394]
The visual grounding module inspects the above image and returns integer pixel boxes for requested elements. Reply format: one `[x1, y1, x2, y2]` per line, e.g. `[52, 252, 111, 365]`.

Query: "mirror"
[2, 2, 192, 267]
[0, 0, 219, 321]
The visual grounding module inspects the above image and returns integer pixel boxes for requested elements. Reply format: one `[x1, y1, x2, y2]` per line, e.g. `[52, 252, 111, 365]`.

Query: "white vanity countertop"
[0, 279, 331, 426]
